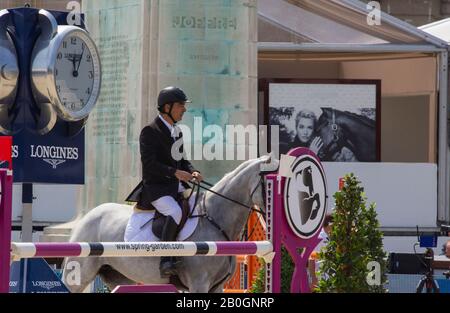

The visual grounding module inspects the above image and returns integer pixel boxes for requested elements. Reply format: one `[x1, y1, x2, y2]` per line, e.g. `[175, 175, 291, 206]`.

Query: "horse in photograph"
[316, 108, 376, 161]
[61, 156, 275, 293]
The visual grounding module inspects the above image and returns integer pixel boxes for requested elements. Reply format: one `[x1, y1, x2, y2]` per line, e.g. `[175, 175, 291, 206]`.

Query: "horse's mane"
[211, 158, 262, 192]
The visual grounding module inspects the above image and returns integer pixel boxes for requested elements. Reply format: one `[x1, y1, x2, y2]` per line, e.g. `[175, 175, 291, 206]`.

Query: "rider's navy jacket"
[131, 117, 197, 209]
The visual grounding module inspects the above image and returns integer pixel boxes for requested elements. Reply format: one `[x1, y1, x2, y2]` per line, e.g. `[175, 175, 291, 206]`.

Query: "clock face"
[31, 25, 101, 125]
[54, 34, 95, 113]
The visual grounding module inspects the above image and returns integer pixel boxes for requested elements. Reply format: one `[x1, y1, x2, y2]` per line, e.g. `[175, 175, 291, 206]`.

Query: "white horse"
[62, 156, 275, 293]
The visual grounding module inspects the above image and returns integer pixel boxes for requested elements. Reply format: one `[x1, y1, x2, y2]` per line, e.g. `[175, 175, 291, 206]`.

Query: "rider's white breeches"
[151, 196, 182, 225]
[151, 183, 185, 225]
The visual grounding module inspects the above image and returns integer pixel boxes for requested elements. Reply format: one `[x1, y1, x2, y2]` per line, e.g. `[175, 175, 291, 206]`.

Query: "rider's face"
[296, 118, 314, 143]
[164, 102, 186, 122]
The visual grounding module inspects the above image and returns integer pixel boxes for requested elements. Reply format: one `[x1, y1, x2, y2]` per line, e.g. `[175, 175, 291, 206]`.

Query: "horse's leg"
[95, 255, 184, 292]
[62, 257, 102, 293]
[187, 272, 211, 293]
[178, 256, 234, 293]
[98, 265, 136, 292]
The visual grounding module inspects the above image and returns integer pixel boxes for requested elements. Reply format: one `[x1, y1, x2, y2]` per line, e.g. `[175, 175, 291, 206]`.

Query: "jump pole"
[10, 241, 274, 263]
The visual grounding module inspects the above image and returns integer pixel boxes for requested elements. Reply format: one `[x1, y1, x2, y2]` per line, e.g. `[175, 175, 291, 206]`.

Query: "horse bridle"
[316, 108, 340, 143]
[188, 174, 267, 241]
[330, 109, 340, 142]
[250, 173, 266, 210]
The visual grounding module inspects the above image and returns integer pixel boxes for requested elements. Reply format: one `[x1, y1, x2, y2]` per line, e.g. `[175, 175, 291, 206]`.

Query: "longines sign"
[10, 130, 84, 184]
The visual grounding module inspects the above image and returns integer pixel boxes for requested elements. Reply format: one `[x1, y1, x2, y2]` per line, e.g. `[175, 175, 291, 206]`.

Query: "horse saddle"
[151, 190, 193, 240]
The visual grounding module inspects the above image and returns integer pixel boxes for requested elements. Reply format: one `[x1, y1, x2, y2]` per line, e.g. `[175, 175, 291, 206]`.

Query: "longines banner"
[10, 128, 84, 184]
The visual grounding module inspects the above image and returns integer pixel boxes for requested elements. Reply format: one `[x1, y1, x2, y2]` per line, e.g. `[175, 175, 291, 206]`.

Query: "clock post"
[0, 7, 100, 251]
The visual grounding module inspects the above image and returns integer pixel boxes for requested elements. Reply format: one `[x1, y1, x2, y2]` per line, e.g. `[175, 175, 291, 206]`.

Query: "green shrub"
[251, 173, 387, 293]
[316, 173, 387, 293]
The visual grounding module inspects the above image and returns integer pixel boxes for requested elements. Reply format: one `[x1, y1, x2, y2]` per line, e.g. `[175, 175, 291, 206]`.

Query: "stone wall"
[79, 0, 258, 211]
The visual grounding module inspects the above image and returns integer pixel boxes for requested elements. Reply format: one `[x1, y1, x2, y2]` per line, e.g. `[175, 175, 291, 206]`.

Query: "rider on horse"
[131, 86, 203, 278]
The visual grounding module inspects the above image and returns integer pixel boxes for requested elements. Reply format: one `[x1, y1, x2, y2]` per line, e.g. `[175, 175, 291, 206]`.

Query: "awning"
[258, 0, 448, 47]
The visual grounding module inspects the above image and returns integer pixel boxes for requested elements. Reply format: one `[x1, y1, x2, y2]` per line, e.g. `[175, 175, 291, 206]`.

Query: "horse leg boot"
[159, 216, 179, 278]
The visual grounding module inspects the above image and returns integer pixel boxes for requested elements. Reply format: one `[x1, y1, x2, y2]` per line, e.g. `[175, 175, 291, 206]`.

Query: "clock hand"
[76, 44, 85, 72]
[71, 57, 77, 73]
[66, 56, 77, 76]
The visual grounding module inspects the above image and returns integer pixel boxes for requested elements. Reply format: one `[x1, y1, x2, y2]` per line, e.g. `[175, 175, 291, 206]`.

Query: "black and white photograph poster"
[268, 81, 380, 162]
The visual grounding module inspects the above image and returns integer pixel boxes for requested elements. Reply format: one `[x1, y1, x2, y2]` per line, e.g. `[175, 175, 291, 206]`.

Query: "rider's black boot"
[159, 216, 179, 278]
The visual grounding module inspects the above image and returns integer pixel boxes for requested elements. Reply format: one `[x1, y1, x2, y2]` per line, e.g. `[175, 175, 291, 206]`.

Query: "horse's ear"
[259, 152, 279, 173]
[265, 151, 280, 163]
[321, 107, 331, 116]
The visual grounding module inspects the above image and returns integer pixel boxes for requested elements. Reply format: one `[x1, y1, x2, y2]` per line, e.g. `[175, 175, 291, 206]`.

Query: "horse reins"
[188, 179, 266, 216]
[187, 177, 266, 242]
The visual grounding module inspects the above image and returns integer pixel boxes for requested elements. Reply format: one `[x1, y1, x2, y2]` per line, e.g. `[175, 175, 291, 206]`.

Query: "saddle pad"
[124, 193, 200, 242]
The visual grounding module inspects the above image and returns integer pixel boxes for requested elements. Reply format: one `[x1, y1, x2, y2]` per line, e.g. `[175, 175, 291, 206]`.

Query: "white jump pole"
[11, 241, 275, 264]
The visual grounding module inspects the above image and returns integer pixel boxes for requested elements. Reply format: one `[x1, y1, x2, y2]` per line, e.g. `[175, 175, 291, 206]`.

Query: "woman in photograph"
[293, 109, 357, 162]
[292, 110, 323, 155]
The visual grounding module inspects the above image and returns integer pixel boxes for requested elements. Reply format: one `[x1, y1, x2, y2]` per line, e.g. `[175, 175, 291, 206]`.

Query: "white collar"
[158, 115, 178, 138]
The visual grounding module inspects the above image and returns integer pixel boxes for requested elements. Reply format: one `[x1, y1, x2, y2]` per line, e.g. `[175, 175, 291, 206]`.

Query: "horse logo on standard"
[283, 151, 327, 239]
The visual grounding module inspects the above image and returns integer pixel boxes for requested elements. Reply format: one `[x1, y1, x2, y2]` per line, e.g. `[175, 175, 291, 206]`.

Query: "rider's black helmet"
[157, 86, 191, 112]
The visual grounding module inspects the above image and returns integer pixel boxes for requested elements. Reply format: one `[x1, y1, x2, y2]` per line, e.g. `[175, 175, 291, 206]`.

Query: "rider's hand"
[191, 171, 203, 183]
[175, 170, 193, 183]
[309, 137, 323, 155]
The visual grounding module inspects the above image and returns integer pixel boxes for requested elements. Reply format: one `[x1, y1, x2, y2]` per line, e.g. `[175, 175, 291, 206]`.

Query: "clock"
[0, 9, 19, 135]
[31, 9, 101, 134]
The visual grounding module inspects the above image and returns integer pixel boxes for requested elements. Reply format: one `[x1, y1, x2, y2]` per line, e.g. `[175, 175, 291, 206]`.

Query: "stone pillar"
[42, 0, 151, 241]
[42, 0, 258, 241]
[156, 0, 258, 181]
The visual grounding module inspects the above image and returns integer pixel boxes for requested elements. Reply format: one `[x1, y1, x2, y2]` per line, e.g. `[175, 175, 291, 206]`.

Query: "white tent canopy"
[420, 17, 450, 44]
[258, 0, 448, 47]
[257, 0, 450, 227]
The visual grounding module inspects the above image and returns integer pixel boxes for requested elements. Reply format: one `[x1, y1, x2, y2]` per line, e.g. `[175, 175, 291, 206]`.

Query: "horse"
[62, 156, 276, 293]
[316, 108, 376, 162]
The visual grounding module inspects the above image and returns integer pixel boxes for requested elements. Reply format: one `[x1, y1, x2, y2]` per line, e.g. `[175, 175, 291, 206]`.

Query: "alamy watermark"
[66, 1, 82, 26]
[366, 261, 382, 286]
[64, 261, 81, 287]
[171, 117, 280, 171]
[367, 1, 381, 26]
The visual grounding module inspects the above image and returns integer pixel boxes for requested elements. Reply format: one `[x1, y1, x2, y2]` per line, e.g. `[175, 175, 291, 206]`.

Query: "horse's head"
[316, 108, 346, 160]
